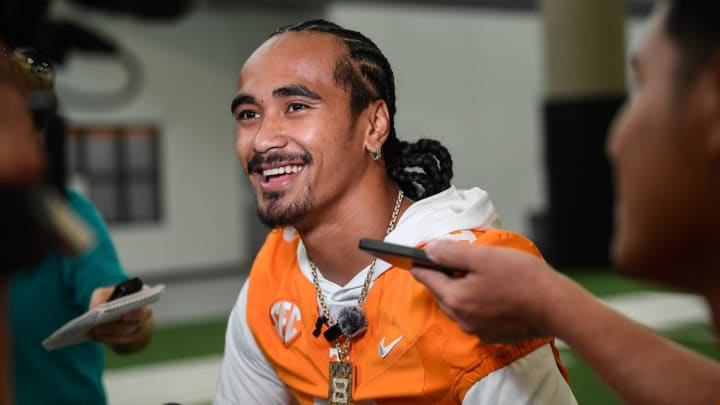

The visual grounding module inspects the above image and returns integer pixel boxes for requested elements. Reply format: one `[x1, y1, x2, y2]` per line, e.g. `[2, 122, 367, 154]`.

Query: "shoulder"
[476, 229, 541, 255]
[246, 228, 304, 309]
[250, 228, 300, 277]
[434, 228, 542, 258]
[65, 189, 108, 232]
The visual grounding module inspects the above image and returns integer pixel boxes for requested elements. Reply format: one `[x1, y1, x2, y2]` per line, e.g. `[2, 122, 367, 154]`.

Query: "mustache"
[246, 151, 313, 173]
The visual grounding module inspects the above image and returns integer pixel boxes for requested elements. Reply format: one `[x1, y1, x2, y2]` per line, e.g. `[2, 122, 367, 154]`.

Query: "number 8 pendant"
[328, 360, 354, 404]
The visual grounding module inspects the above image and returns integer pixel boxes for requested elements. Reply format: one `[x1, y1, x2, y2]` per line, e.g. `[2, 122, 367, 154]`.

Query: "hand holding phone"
[358, 238, 466, 278]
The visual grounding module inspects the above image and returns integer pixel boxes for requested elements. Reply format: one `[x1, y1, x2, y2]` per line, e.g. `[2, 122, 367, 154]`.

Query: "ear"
[362, 100, 390, 154]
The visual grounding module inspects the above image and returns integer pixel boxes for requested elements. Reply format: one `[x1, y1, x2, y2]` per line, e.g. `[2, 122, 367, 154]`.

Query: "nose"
[606, 101, 629, 161]
[253, 111, 288, 154]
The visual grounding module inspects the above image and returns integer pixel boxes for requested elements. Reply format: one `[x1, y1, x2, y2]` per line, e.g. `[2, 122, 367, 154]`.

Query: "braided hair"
[271, 20, 453, 200]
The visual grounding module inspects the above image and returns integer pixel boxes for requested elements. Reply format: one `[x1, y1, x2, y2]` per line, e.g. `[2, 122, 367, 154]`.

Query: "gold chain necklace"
[308, 189, 404, 405]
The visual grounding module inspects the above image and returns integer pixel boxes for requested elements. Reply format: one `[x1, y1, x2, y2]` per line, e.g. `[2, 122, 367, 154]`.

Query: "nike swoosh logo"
[378, 335, 404, 358]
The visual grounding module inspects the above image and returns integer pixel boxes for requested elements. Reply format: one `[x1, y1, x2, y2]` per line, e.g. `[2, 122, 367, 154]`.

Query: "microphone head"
[337, 306, 367, 339]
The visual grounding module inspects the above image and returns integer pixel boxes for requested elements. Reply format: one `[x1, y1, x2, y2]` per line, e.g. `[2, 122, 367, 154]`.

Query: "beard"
[247, 150, 315, 228]
[256, 177, 315, 228]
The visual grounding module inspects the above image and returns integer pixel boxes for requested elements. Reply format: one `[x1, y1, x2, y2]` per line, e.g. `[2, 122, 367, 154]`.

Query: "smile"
[262, 165, 303, 180]
[256, 164, 306, 191]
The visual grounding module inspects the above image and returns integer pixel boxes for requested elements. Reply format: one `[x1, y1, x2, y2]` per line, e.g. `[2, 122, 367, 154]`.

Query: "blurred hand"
[88, 285, 155, 354]
[410, 240, 575, 344]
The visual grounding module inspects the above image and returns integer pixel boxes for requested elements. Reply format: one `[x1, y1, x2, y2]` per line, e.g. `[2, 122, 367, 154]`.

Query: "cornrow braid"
[271, 19, 453, 200]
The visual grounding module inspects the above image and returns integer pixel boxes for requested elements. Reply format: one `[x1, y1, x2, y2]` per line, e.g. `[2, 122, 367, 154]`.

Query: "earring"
[369, 149, 382, 161]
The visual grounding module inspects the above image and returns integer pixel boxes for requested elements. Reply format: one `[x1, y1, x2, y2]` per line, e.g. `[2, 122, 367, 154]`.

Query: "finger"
[92, 331, 141, 345]
[89, 286, 116, 309]
[434, 298, 459, 323]
[424, 240, 497, 274]
[122, 306, 152, 322]
[92, 320, 142, 338]
[410, 267, 456, 303]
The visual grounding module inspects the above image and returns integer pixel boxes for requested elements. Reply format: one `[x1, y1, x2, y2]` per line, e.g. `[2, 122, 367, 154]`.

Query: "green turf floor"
[106, 269, 719, 404]
[105, 318, 228, 369]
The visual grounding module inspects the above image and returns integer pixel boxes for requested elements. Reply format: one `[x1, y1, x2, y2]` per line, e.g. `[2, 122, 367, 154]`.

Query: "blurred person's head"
[3, 48, 65, 194]
[233, 20, 452, 229]
[0, 48, 79, 272]
[608, 0, 720, 294]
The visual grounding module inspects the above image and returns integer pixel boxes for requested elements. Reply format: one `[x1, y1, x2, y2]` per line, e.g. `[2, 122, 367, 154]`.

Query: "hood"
[296, 185, 500, 317]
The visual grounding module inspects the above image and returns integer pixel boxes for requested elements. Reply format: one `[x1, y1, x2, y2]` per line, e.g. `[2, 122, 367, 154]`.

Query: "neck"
[299, 181, 410, 286]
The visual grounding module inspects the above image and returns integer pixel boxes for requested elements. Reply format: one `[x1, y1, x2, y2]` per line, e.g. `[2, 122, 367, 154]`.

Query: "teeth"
[262, 166, 303, 178]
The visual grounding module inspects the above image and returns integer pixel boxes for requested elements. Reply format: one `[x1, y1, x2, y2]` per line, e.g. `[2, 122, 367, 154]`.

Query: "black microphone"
[312, 316, 328, 338]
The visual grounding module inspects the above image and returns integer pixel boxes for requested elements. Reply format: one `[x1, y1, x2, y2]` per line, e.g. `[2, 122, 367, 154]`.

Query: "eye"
[287, 102, 309, 113]
[236, 109, 260, 121]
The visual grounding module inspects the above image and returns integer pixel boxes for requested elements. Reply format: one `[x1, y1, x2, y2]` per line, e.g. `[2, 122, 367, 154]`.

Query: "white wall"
[329, 3, 649, 234]
[329, 4, 545, 234]
[50, 0, 651, 275]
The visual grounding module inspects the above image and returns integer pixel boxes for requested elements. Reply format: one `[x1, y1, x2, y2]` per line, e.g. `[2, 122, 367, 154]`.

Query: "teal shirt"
[10, 190, 128, 405]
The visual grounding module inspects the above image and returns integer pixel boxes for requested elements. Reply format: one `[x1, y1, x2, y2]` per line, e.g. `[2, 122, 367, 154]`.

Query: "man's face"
[233, 32, 369, 228]
[607, 7, 720, 287]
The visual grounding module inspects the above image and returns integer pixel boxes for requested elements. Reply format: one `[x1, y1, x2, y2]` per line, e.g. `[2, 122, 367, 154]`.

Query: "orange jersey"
[215, 228, 572, 404]
[215, 186, 575, 404]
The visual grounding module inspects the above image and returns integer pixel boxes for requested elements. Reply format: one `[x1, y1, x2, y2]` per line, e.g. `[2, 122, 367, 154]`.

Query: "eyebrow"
[273, 85, 322, 101]
[230, 85, 322, 115]
[230, 93, 257, 115]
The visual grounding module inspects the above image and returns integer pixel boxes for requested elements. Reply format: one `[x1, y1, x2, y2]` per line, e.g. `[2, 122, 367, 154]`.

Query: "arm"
[412, 240, 720, 405]
[552, 279, 720, 405]
[64, 191, 155, 354]
[214, 280, 293, 405]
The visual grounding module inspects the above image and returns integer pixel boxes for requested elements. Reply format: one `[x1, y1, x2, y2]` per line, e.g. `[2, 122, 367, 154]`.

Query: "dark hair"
[664, 0, 720, 88]
[271, 20, 453, 200]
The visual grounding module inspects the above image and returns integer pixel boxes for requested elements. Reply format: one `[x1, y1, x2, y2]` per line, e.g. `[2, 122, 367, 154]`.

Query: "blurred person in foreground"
[4, 48, 155, 405]
[0, 47, 47, 405]
[215, 19, 575, 404]
[411, 1, 720, 404]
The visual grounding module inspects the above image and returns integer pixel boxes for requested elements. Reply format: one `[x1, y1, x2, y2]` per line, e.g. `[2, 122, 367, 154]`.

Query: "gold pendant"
[328, 360, 353, 404]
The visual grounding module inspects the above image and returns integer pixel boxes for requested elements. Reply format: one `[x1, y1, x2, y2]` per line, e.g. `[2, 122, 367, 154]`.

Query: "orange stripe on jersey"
[246, 228, 567, 404]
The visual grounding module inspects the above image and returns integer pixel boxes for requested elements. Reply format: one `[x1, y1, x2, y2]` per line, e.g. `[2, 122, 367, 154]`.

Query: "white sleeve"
[462, 344, 578, 405]
[213, 280, 294, 405]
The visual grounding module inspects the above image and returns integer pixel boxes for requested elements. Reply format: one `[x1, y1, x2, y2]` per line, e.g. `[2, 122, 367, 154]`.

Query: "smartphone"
[358, 238, 466, 278]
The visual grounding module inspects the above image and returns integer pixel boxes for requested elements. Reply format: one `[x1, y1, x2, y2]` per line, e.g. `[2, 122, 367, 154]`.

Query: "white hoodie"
[296, 186, 500, 321]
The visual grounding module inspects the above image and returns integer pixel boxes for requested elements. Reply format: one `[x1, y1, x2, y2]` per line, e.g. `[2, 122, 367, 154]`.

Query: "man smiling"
[214, 20, 576, 404]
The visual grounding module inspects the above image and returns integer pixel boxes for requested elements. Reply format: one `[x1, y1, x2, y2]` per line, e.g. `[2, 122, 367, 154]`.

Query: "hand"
[410, 240, 573, 343]
[88, 285, 155, 353]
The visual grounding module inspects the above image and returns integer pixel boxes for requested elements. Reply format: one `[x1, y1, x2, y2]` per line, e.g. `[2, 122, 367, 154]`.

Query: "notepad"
[42, 284, 165, 351]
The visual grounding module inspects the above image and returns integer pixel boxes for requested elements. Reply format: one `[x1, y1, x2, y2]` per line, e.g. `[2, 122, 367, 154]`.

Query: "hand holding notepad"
[42, 284, 165, 351]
